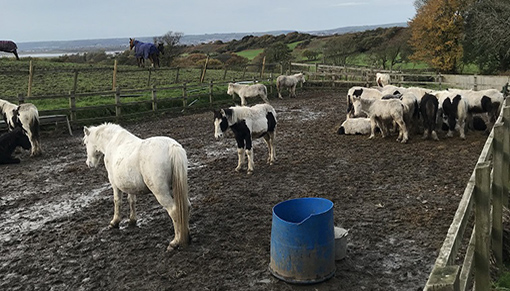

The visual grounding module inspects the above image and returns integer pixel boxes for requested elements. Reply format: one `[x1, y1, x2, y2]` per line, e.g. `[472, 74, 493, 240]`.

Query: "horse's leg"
[245, 136, 254, 174]
[263, 133, 276, 165]
[369, 118, 377, 139]
[291, 85, 296, 97]
[13, 50, 20, 61]
[246, 149, 254, 174]
[240, 96, 247, 106]
[109, 187, 123, 228]
[235, 148, 245, 172]
[127, 193, 137, 226]
[277, 85, 283, 99]
[395, 118, 408, 143]
[260, 93, 270, 104]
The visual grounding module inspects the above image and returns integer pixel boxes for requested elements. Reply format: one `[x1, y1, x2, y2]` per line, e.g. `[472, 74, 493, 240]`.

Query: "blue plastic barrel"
[269, 197, 335, 284]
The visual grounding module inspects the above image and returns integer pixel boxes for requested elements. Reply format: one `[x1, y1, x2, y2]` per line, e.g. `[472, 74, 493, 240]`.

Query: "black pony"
[0, 127, 31, 164]
[0, 40, 20, 60]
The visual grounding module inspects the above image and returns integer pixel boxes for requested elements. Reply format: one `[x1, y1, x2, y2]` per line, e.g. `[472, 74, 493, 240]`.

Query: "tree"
[408, 0, 466, 73]
[463, 0, 510, 73]
[369, 27, 411, 70]
[323, 34, 357, 66]
[302, 49, 319, 61]
[153, 31, 184, 67]
[262, 42, 292, 64]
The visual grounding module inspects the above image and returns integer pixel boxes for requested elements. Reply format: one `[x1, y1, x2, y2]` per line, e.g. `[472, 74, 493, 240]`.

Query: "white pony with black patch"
[435, 90, 469, 139]
[352, 95, 408, 143]
[276, 73, 306, 99]
[214, 104, 276, 174]
[0, 99, 42, 156]
[337, 117, 371, 135]
[227, 83, 269, 106]
[83, 123, 191, 251]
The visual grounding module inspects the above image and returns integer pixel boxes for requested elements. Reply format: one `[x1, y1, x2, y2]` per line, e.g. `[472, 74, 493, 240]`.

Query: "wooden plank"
[474, 162, 491, 291]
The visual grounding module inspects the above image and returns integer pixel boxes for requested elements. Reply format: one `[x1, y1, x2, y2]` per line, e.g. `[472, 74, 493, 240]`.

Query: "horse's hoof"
[247, 170, 253, 175]
[108, 223, 120, 229]
[128, 219, 137, 227]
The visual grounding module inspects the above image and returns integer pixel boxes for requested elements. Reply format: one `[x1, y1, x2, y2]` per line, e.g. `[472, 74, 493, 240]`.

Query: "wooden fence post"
[115, 86, 121, 118]
[260, 56, 266, 79]
[151, 85, 157, 111]
[27, 60, 33, 97]
[473, 74, 478, 91]
[474, 161, 491, 291]
[209, 80, 214, 104]
[200, 55, 209, 83]
[112, 59, 118, 91]
[72, 70, 79, 93]
[492, 123, 504, 268]
[175, 67, 180, 83]
[182, 82, 187, 109]
[69, 90, 76, 122]
[502, 106, 510, 207]
[223, 67, 228, 80]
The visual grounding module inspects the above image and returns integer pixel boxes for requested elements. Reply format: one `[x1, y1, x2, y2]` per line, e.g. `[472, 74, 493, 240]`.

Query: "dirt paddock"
[0, 89, 487, 290]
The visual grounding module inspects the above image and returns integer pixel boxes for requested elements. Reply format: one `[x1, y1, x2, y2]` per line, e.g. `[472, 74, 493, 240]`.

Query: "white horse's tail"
[170, 143, 190, 247]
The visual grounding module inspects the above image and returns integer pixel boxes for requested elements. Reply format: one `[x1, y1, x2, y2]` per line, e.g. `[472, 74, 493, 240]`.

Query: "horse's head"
[129, 38, 136, 50]
[213, 109, 229, 139]
[298, 73, 306, 83]
[157, 43, 165, 55]
[226, 83, 235, 96]
[351, 96, 364, 118]
[83, 126, 104, 168]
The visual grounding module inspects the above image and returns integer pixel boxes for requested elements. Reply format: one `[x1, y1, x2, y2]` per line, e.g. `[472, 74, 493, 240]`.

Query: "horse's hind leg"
[109, 187, 123, 228]
[263, 133, 276, 165]
[127, 193, 137, 226]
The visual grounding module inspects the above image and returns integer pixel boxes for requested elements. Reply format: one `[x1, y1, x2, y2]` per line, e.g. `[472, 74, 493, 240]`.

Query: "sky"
[1, 0, 416, 43]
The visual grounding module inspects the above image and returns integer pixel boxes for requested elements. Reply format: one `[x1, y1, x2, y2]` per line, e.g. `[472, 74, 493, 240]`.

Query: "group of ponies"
[339, 77, 504, 143]
[0, 99, 42, 164]
[81, 73, 305, 251]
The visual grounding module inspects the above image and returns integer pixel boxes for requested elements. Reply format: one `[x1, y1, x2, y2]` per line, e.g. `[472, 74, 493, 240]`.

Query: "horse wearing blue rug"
[0, 40, 20, 60]
[129, 38, 160, 68]
[213, 104, 277, 174]
[0, 127, 31, 164]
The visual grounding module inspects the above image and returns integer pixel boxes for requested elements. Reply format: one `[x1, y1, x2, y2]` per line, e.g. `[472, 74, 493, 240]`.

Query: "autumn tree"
[369, 27, 411, 70]
[408, 0, 466, 73]
[463, 0, 510, 73]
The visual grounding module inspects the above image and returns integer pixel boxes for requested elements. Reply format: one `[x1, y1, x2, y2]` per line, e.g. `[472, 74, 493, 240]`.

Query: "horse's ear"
[84, 126, 90, 136]
[220, 109, 226, 115]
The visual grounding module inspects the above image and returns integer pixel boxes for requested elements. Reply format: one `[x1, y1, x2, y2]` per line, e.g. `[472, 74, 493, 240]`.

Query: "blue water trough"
[269, 197, 335, 284]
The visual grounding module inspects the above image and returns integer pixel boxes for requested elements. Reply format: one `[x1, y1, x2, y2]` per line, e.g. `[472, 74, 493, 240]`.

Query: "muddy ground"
[0, 89, 487, 290]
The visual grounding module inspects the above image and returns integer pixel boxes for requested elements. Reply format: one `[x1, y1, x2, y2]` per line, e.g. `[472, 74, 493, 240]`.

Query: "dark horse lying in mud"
[0, 127, 31, 164]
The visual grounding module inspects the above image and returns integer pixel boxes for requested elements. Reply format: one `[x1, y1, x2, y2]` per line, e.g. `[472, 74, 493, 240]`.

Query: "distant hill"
[16, 22, 407, 53]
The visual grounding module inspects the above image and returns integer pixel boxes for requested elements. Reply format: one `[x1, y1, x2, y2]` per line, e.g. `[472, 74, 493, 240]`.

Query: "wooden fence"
[424, 101, 510, 290]
[290, 63, 510, 91]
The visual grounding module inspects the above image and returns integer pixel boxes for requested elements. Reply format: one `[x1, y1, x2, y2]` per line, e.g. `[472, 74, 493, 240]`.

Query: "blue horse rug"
[133, 41, 159, 59]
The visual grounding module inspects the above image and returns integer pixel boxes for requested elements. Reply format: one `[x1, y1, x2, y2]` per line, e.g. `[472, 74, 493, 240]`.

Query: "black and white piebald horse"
[0, 127, 31, 164]
[0, 99, 42, 156]
[435, 91, 469, 140]
[0, 40, 20, 60]
[213, 104, 277, 174]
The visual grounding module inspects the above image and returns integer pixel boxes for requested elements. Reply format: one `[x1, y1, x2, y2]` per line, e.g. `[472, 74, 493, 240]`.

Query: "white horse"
[227, 83, 269, 106]
[376, 73, 390, 87]
[337, 117, 371, 135]
[276, 73, 306, 99]
[0, 99, 42, 156]
[214, 103, 277, 174]
[83, 123, 191, 251]
[352, 95, 409, 143]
